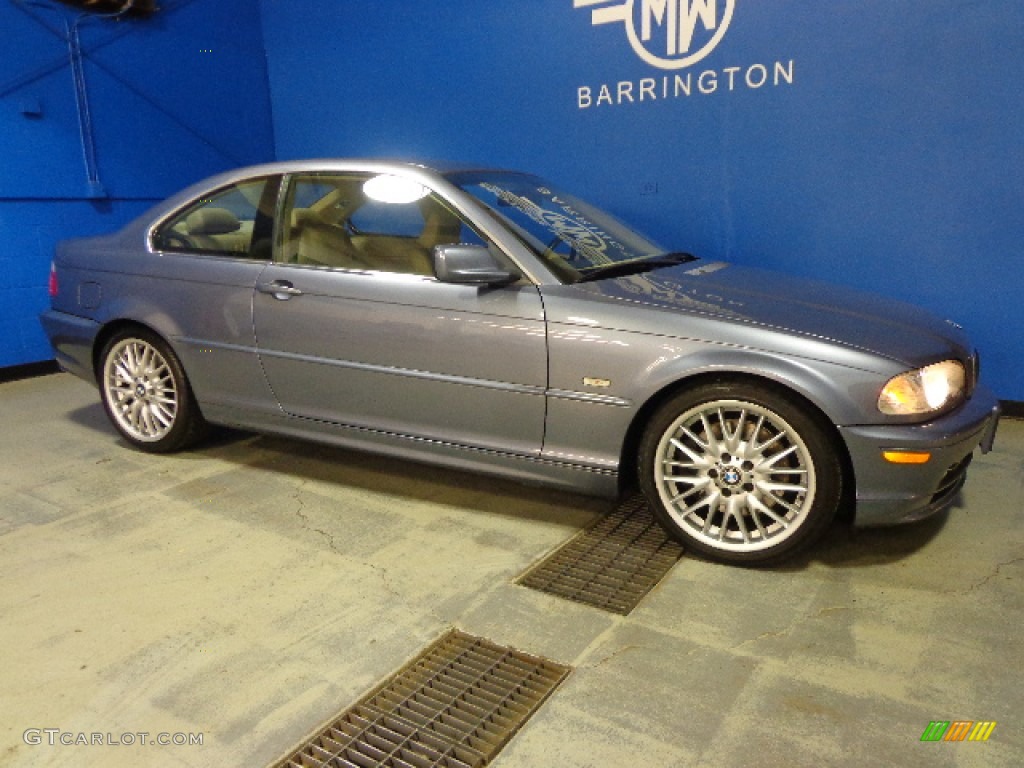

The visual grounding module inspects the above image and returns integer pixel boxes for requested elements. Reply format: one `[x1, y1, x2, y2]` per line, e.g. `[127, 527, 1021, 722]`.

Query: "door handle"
[256, 280, 304, 300]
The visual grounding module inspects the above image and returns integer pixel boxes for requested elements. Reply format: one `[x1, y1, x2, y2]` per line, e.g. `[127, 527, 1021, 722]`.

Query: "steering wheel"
[160, 232, 196, 250]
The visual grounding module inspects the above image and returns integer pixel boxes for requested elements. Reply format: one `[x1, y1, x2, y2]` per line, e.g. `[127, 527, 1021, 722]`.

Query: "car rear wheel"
[99, 329, 207, 452]
[639, 381, 841, 565]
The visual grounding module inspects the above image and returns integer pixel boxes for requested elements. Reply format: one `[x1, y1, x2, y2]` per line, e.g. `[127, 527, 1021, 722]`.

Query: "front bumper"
[839, 385, 1001, 526]
[39, 309, 101, 384]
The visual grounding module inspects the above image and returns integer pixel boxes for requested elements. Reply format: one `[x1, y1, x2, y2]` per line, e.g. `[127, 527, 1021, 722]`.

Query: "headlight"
[878, 360, 966, 415]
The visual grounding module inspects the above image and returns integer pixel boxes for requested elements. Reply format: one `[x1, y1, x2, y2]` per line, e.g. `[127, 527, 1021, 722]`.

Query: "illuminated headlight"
[878, 360, 966, 416]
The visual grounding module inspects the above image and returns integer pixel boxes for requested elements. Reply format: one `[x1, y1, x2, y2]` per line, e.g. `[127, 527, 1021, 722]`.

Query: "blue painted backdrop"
[3, 1, 1021, 401]
[260, 0, 1024, 401]
[0, 0, 274, 368]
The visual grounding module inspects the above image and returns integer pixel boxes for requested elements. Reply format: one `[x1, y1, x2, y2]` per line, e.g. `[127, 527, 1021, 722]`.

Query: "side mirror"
[433, 244, 520, 286]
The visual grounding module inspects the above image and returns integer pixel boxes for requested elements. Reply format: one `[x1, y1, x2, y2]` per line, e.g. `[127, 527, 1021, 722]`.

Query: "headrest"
[186, 207, 241, 236]
[290, 208, 321, 229]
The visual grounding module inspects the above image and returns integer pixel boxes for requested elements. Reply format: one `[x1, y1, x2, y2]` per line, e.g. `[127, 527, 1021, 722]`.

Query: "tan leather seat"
[291, 210, 366, 269]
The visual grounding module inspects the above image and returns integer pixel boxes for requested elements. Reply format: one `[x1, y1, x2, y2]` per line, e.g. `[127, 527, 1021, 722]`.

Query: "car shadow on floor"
[65, 401, 606, 528]
[235, 431, 607, 525]
[776, 507, 954, 571]
[64, 401, 953, 569]
[66, 399, 117, 433]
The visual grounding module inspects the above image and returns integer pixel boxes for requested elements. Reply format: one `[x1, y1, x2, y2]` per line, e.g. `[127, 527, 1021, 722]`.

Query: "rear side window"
[152, 177, 277, 259]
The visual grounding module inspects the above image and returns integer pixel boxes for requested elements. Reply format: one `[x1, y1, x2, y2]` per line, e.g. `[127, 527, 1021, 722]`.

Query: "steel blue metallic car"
[41, 160, 1001, 564]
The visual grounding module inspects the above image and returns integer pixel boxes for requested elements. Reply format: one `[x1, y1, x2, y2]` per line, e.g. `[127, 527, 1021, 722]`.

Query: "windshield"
[446, 171, 671, 283]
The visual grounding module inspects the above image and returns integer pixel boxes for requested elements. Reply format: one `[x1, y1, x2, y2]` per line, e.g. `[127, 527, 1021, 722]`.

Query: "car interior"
[155, 174, 478, 278]
[283, 175, 467, 275]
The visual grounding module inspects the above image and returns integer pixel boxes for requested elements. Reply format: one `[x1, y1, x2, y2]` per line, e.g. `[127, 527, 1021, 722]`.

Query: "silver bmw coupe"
[41, 160, 1000, 564]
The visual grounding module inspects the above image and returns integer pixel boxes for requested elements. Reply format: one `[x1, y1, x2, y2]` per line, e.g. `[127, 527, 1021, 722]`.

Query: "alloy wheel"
[102, 337, 179, 443]
[652, 399, 817, 554]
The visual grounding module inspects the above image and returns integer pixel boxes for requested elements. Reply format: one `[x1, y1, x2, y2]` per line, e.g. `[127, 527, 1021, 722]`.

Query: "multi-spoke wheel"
[99, 328, 206, 452]
[640, 381, 842, 565]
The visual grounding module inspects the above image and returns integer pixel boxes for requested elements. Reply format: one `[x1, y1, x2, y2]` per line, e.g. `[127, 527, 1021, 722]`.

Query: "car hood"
[582, 261, 971, 367]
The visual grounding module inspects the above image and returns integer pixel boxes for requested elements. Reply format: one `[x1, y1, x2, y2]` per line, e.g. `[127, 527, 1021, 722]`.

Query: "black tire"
[98, 328, 208, 453]
[639, 380, 842, 565]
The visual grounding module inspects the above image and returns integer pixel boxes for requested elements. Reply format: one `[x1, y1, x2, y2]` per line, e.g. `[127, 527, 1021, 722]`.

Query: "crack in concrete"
[290, 480, 342, 556]
[587, 643, 643, 668]
[959, 556, 1023, 595]
[814, 605, 848, 618]
[729, 605, 848, 652]
[363, 561, 401, 600]
[288, 481, 446, 625]
[363, 559, 448, 627]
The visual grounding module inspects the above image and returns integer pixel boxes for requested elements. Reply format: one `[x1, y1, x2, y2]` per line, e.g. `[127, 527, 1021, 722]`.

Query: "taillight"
[48, 262, 58, 298]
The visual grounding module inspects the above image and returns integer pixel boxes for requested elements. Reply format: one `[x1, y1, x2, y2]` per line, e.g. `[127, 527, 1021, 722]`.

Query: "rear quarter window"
[152, 177, 275, 258]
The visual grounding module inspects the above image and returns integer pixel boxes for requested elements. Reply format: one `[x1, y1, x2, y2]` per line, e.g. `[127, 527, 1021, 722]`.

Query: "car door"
[251, 171, 547, 456]
[147, 174, 281, 415]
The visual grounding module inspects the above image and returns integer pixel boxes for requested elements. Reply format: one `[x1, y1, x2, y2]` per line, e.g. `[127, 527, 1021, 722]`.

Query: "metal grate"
[518, 494, 684, 615]
[274, 630, 570, 768]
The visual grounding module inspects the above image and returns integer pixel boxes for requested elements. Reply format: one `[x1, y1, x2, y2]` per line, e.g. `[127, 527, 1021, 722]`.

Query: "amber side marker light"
[883, 450, 932, 465]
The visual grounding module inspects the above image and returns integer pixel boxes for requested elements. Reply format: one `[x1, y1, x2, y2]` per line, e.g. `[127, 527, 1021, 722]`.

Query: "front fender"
[631, 344, 891, 428]
[542, 321, 895, 472]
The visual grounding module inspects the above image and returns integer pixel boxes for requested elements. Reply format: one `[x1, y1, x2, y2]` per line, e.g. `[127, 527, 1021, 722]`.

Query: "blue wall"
[4, 1, 1020, 399]
[260, 0, 1024, 401]
[0, 0, 274, 368]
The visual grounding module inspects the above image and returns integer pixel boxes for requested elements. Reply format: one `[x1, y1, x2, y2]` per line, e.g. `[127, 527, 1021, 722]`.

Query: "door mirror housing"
[433, 244, 519, 286]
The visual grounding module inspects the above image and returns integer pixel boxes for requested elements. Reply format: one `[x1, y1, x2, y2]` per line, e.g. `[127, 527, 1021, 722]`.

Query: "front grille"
[273, 630, 569, 768]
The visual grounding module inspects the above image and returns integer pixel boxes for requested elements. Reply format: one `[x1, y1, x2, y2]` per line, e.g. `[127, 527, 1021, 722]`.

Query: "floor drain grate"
[517, 494, 684, 615]
[273, 629, 570, 768]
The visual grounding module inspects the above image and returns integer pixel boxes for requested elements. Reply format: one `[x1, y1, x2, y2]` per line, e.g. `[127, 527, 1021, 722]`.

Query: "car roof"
[211, 158, 516, 179]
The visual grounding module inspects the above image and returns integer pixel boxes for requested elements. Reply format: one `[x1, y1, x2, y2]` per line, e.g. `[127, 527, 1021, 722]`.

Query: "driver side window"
[279, 173, 485, 275]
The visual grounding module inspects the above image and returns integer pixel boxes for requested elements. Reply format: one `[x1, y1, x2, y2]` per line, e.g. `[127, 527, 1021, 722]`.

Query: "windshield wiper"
[577, 251, 697, 282]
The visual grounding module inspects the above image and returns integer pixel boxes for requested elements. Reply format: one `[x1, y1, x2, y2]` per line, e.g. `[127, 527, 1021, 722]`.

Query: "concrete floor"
[1, 372, 1022, 768]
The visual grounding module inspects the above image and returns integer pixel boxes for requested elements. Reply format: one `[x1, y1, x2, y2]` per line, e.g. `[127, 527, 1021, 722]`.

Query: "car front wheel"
[99, 328, 207, 453]
[639, 381, 842, 565]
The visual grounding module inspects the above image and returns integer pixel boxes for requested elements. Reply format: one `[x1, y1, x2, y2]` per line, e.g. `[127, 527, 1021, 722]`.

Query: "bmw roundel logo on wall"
[575, 0, 735, 70]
